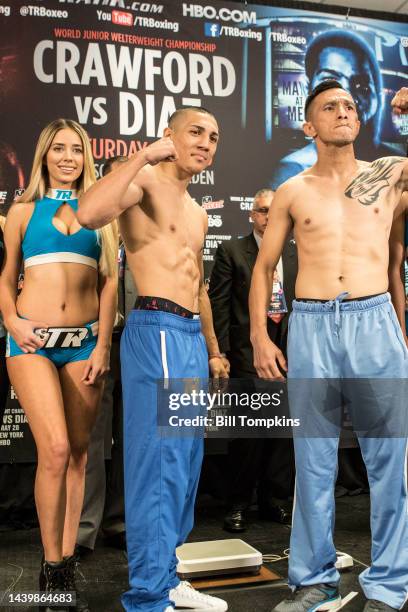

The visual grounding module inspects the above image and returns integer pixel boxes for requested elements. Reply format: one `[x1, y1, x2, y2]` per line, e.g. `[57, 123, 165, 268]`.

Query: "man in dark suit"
[209, 188, 297, 532]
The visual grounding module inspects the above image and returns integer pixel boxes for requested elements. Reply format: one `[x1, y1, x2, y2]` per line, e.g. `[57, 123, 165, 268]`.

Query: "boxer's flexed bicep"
[119, 138, 176, 204]
[78, 137, 176, 230]
[116, 138, 176, 208]
[79, 153, 146, 228]
[117, 179, 143, 211]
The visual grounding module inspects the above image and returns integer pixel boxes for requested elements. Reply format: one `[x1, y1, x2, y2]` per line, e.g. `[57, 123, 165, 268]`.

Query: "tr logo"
[55, 190, 73, 199]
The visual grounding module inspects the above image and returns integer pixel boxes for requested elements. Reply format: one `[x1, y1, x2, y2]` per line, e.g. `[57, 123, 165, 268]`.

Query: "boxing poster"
[0, 0, 407, 460]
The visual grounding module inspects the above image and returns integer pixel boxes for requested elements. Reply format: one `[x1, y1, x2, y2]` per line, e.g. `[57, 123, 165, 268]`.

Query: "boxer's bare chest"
[290, 157, 403, 240]
[122, 183, 204, 256]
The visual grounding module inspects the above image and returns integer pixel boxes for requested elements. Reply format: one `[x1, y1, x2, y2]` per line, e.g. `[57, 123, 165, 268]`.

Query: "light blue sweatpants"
[120, 310, 208, 611]
[287, 293, 408, 609]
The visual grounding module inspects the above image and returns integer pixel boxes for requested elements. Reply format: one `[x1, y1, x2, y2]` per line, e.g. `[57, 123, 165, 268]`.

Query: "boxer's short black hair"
[168, 106, 215, 128]
[304, 79, 344, 119]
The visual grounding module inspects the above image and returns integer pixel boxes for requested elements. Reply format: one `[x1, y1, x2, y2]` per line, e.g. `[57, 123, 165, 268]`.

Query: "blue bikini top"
[22, 189, 101, 270]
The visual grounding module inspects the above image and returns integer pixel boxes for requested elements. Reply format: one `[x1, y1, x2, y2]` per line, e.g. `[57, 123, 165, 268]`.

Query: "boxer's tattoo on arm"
[345, 157, 404, 205]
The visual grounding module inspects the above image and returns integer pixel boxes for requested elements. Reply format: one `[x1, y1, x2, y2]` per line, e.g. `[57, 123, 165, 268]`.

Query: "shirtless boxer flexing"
[78, 108, 228, 612]
[249, 81, 408, 612]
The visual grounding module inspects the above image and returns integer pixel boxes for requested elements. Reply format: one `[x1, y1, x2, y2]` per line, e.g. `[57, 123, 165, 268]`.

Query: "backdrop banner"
[0, 0, 407, 461]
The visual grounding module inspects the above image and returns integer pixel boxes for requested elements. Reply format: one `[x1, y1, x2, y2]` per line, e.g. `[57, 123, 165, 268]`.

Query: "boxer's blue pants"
[120, 310, 208, 611]
[287, 293, 408, 609]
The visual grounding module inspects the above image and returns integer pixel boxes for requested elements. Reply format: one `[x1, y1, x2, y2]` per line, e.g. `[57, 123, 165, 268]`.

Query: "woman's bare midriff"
[17, 262, 99, 325]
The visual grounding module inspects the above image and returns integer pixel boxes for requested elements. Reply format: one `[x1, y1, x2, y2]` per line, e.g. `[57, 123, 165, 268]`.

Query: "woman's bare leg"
[7, 355, 69, 562]
[59, 360, 103, 557]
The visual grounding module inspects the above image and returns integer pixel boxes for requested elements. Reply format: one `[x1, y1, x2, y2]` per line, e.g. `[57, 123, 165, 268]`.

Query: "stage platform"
[0, 493, 406, 612]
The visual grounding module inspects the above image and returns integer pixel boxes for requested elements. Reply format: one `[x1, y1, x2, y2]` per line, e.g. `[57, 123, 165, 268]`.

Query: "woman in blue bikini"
[0, 119, 118, 610]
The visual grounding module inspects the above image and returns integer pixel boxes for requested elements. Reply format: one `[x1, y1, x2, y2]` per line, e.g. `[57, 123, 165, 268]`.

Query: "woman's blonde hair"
[0, 214, 6, 232]
[19, 118, 117, 277]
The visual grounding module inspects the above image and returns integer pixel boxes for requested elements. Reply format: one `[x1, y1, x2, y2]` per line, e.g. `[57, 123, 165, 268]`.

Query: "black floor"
[0, 493, 406, 612]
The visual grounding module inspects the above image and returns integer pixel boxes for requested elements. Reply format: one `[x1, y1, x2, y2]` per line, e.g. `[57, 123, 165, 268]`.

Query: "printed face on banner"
[310, 47, 378, 126]
[265, 23, 407, 190]
[45, 128, 84, 189]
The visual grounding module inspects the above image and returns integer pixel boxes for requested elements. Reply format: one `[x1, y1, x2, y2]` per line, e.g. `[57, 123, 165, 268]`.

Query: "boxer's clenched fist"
[143, 136, 178, 165]
[391, 87, 408, 115]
